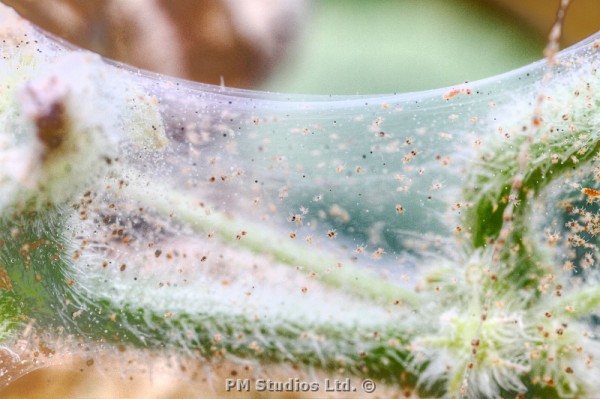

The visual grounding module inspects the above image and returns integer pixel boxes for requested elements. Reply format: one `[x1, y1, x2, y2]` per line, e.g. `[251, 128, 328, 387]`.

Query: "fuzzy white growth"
[16, 57, 116, 203]
[0, 41, 167, 213]
[415, 239, 600, 398]
[0, 50, 115, 212]
[0, 4, 168, 213]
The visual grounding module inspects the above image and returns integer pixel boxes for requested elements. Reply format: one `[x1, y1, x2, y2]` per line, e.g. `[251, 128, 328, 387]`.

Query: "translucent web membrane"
[2, 4, 600, 398]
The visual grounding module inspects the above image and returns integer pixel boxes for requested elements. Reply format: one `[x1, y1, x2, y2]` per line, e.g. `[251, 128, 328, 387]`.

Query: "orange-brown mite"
[582, 188, 600, 197]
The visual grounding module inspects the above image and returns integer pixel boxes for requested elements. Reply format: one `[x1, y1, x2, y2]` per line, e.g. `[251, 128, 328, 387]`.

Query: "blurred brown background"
[490, 0, 600, 46]
[3, 0, 308, 88]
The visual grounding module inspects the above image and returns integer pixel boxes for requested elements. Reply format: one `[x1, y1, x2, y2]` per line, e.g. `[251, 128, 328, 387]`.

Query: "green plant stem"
[0, 210, 431, 392]
[121, 179, 422, 308]
[547, 285, 600, 319]
[463, 92, 600, 295]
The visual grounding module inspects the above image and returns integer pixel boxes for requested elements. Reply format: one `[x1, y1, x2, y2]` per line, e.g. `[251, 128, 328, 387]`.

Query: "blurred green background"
[263, 0, 545, 94]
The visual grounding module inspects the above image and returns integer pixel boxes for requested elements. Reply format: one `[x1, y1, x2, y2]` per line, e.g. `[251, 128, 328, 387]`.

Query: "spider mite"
[582, 188, 600, 197]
